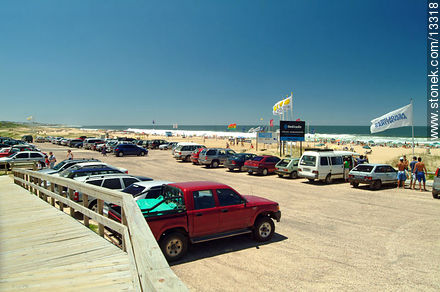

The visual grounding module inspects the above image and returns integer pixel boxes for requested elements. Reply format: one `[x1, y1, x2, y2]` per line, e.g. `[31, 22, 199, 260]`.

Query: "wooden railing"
[12, 169, 187, 292]
[1, 161, 37, 175]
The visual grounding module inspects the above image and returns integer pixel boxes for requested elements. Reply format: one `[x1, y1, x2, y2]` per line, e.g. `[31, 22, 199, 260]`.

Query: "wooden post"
[50, 183, 55, 206]
[121, 208, 127, 251]
[83, 194, 89, 227]
[57, 184, 64, 210]
[37, 178, 42, 199]
[43, 180, 48, 202]
[68, 189, 75, 217]
[98, 199, 104, 237]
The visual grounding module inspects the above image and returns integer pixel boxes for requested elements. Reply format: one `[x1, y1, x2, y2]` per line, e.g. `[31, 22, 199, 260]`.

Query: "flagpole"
[411, 98, 414, 156]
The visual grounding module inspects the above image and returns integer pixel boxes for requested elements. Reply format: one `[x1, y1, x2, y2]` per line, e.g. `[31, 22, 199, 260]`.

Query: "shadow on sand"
[170, 232, 288, 266]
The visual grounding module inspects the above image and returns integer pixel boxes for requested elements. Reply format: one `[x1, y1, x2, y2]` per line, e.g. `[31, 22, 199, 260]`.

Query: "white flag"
[370, 103, 413, 134]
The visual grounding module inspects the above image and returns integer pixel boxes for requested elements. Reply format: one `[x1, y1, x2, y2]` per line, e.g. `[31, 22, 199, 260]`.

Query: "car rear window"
[123, 184, 146, 196]
[252, 156, 264, 161]
[278, 159, 290, 167]
[300, 155, 316, 166]
[206, 150, 216, 155]
[352, 165, 374, 172]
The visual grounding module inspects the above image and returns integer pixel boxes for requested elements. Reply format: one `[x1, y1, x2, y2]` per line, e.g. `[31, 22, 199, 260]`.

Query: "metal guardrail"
[12, 169, 187, 292]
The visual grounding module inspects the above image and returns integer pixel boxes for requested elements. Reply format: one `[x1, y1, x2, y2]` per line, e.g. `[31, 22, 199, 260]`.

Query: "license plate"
[303, 168, 310, 172]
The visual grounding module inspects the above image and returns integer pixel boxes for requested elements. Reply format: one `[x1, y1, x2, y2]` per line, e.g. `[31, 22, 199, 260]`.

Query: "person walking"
[409, 156, 417, 189]
[48, 152, 56, 169]
[101, 146, 107, 156]
[414, 157, 428, 192]
[67, 149, 73, 160]
[396, 157, 407, 189]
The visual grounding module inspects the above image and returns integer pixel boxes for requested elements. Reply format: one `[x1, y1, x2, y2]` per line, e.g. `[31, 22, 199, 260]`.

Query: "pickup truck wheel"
[290, 171, 298, 179]
[211, 160, 219, 168]
[160, 232, 188, 262]
[253, 217, 275, 242]
[118, 152, 124, 157]
[262, 168, 268, 176]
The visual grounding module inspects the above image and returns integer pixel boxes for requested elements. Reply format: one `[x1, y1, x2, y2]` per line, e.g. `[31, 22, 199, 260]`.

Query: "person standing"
[343, 159, 350, 181]
[48, 152, 56, 169]
[409, 156, 417, 189]
[101, 146, 107, 156]
[396, 157, 406, 189]
[67, 149, 73, 160]
[414, 157, 428, 192]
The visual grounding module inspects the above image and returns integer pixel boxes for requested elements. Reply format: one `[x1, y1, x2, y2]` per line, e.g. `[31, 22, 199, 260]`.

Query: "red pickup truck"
[109, 181, 281, 261]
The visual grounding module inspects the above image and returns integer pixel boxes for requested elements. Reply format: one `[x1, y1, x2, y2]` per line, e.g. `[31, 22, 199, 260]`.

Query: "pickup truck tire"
[160, 232, 188, 262]
[253, 217, 275, 242]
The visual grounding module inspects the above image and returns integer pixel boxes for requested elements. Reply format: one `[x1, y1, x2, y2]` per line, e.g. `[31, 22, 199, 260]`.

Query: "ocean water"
[78, 125, 431, 144]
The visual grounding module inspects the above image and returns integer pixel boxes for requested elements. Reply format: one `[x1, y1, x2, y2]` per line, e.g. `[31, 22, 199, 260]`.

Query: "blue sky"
[0, 0, 426, 126]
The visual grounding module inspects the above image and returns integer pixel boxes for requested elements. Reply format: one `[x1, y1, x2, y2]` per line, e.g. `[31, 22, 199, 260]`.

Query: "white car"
[54, 162, 127, 177]
[173, 143, 205, 162]
[121, 180, 173, 201]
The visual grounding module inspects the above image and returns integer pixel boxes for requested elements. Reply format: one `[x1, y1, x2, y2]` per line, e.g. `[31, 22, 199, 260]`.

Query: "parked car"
[60, 138, 70, 146]
[35, 136, 46, 143]
[58, 166, 126, 179]
[108, 181, 281, 261]
[433, 167, 440, 199]
[224, 153, 256, 172]
[198, 148, 236, 168]
[348, 164, 398, 190]
[298, 149, 359, 183]
[38, 158, 101, 175]
[159, 142, 177, 150]
[121, 180, 173, 201]
[68, 139, 84, 147]
[73, 174, 153, 211]
[0, 151, 46, 169]
[190, 147, 206, 165]
[173, 143, 205, 162]
[149, 139, 168, 149]
[21, 135, 33, 143]
[275, 158, 300, 178]
[83, 138, 105, 150]
[244, 155, 281, 176]
[114, 144, 148, 157]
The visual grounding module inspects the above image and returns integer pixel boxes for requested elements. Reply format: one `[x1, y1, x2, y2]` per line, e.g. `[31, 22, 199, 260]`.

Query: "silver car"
[348, 164, 398, 190]
[0, 151, 46, 169]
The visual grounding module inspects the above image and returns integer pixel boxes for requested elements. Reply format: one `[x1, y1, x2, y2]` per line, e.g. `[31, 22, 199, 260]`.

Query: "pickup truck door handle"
[221, 209, 228, 213]
[196, 213, 203, 216]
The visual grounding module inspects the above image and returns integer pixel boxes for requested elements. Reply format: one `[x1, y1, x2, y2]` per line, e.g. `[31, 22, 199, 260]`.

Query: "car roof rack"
[304, 148, 334, 152]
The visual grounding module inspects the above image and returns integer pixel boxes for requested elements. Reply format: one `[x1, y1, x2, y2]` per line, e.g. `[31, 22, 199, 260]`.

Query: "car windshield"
[123, 184, 146, 196]
[352, 165, 374, 172]
[52, 161, 67, 170]
[300, 155, 316, 166]
[278, 159, 291, 167]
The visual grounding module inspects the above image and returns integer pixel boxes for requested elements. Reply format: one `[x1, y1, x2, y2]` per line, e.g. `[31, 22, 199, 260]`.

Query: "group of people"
[43, 150, 74, 169]
[396, 155, 428, 191]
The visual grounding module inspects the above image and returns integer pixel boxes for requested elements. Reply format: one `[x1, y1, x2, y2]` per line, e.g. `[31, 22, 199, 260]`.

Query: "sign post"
[280, 121, 305, 157]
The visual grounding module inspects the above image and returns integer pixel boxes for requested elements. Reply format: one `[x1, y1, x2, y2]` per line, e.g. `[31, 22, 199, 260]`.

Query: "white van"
[298, 149, 358, 183]
[173, 142, 205, 162]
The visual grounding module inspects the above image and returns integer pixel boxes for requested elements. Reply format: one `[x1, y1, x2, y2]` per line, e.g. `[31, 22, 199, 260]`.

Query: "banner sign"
[257, 132, 277, 144]
[370, 103, 413, 134]
[280, 121, 305, 141]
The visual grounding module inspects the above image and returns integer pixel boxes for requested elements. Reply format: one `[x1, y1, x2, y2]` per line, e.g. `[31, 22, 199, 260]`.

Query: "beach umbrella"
[362, 145, 371, 149]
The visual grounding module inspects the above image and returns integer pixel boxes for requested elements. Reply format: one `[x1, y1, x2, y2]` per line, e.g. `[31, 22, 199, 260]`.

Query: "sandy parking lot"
[42, 143, 440, 291]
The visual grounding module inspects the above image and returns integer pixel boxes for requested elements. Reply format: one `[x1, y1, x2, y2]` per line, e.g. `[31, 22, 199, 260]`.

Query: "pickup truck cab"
[109, 181, 281, 261]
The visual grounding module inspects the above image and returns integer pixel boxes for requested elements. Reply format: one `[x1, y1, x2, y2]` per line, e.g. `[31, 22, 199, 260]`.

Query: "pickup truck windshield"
[137, 185, 186, 217]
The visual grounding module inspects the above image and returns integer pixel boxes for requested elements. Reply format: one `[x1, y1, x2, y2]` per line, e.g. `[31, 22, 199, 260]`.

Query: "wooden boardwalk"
[0, 175, 136, 291]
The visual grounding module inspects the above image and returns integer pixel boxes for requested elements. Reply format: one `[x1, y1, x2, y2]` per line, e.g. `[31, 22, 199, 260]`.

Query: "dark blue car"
[114, 143, 148, 157]
[224, 153, 257, 172]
